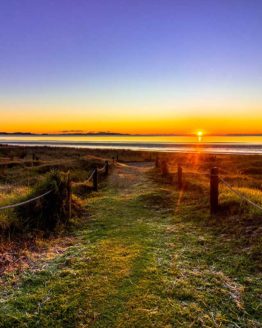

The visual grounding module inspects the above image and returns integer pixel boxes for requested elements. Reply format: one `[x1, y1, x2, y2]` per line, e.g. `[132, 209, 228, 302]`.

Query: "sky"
[0, 0, 262, 135]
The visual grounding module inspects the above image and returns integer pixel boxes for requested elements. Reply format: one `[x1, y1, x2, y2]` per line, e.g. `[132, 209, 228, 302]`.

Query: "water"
[0, 135, 262, 154]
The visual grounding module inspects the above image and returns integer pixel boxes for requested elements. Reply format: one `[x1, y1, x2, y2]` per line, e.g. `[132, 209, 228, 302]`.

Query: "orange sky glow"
[1, 1, 262, 137]
[1, 112, 262, 135]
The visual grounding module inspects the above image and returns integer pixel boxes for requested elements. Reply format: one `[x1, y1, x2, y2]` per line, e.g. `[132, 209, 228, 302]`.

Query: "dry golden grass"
[0, 146, 261, 327]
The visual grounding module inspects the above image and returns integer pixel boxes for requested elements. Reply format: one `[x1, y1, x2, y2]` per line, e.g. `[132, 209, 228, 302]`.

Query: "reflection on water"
[0, 135, 262, 154]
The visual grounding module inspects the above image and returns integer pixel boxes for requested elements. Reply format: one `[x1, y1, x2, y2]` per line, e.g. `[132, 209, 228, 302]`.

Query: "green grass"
[0, 185, 31, 230]
[0, 147, 111, 232]
[0, 163, 261, 327]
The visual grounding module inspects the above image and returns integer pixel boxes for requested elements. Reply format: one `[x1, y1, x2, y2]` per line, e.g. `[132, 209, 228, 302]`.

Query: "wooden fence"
[156, 158, 262, 215]
[0, 160, 112, 223]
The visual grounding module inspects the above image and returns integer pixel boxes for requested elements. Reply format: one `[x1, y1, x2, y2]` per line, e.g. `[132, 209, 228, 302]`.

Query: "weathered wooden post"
[161, 160, 168, 176]
[116, 154, 119, 162]
[3, 163, 7, 176]
[210, 167, 219, 214]
[112, 156, 115, 164]
[155, 156, 159, 168]
[178, 164, 183, 189]
[93, 167, 98, 191]
[67, 172, 72, 221]
[105, 160, 109, 175]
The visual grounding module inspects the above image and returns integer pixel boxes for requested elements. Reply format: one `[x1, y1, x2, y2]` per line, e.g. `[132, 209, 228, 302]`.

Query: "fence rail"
[71, 160, 110, 192]
[0, 190, 52, 211]
[0, 160, 112, 215]
[219, 176, 262, 211]
[157, 159, 262, 215]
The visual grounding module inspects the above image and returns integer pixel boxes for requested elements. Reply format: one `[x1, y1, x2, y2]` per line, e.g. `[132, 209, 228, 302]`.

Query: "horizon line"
[0, 132, 262, 137]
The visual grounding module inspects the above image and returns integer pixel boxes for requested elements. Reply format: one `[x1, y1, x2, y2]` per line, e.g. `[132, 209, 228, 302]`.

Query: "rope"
[219, 177, 262, 211]
[181, 171, 209, 177]
[0, 190, 52, 211]
[86, 169, 96, 183]
[97, 164, 107, 173]
[159, 162, 262, 211]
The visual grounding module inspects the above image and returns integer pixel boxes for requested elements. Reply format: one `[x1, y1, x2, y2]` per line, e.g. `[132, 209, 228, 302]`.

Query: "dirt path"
[0, 163, 260, 327]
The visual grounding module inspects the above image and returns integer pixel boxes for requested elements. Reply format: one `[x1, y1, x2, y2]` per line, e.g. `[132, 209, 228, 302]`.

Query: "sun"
[196, 130, 204, 142]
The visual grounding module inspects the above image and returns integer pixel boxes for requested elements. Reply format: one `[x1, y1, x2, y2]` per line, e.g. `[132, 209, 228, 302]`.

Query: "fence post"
[112, 157, 115, 164]
[116, 154, 119, 162]
[155, 157, 159, 168]
[0, 164, 5, 176]
[67, 172, 72, 221]
[93, 167, 98, 191]
[105, 160, 109, 175]
[178, 164, 183, 189]
[210, 167, 219, 214]
[161, 160, 168, 176]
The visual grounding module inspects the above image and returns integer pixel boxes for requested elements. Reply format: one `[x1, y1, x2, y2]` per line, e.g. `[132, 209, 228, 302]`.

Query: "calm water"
[0, 135, 262, 154]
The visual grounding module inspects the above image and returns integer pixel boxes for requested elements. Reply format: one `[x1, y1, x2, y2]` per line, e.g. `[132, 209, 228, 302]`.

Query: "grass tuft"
[14, 170, 71, 232]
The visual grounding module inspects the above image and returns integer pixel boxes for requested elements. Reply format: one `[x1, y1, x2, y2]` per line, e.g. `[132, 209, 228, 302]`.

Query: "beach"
[1, 134, 262, 154]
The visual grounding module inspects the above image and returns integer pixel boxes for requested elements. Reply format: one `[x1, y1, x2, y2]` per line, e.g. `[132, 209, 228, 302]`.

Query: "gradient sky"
[0, 0, 262, 134]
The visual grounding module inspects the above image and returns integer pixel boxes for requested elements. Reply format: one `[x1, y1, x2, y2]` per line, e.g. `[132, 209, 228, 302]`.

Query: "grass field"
[0, 146, 261, 327]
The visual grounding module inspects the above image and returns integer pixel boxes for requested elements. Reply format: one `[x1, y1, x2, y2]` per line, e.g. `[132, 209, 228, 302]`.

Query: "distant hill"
[0, 132, 130, 136]
[0, 132, 261, 137]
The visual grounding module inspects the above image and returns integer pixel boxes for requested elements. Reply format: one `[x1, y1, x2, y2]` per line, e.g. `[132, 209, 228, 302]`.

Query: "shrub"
[15, 170, 71, 232]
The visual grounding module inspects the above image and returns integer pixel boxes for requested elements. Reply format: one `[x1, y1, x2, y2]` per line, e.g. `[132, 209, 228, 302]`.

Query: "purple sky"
[0, 0, 262, 134]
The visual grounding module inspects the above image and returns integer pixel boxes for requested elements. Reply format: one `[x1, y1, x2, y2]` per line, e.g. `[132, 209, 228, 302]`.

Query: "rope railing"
[71, 160, 110, 191]
[157, 159, 262, 214]
[0, 159, 113, 232]
[171, 170, 209, 177]
[0, 159, 112, 208]
[97, 163, 107, 173]
[219, 176, 262, 211]
[86, 169, 96, 183]
[82, 163, 108, 183]
[0, 189, 52, 211]
[92, 161, 109, 191]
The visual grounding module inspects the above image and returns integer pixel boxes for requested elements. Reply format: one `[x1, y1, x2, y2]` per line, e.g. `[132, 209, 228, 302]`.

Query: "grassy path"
[0, 163, 261, 327]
